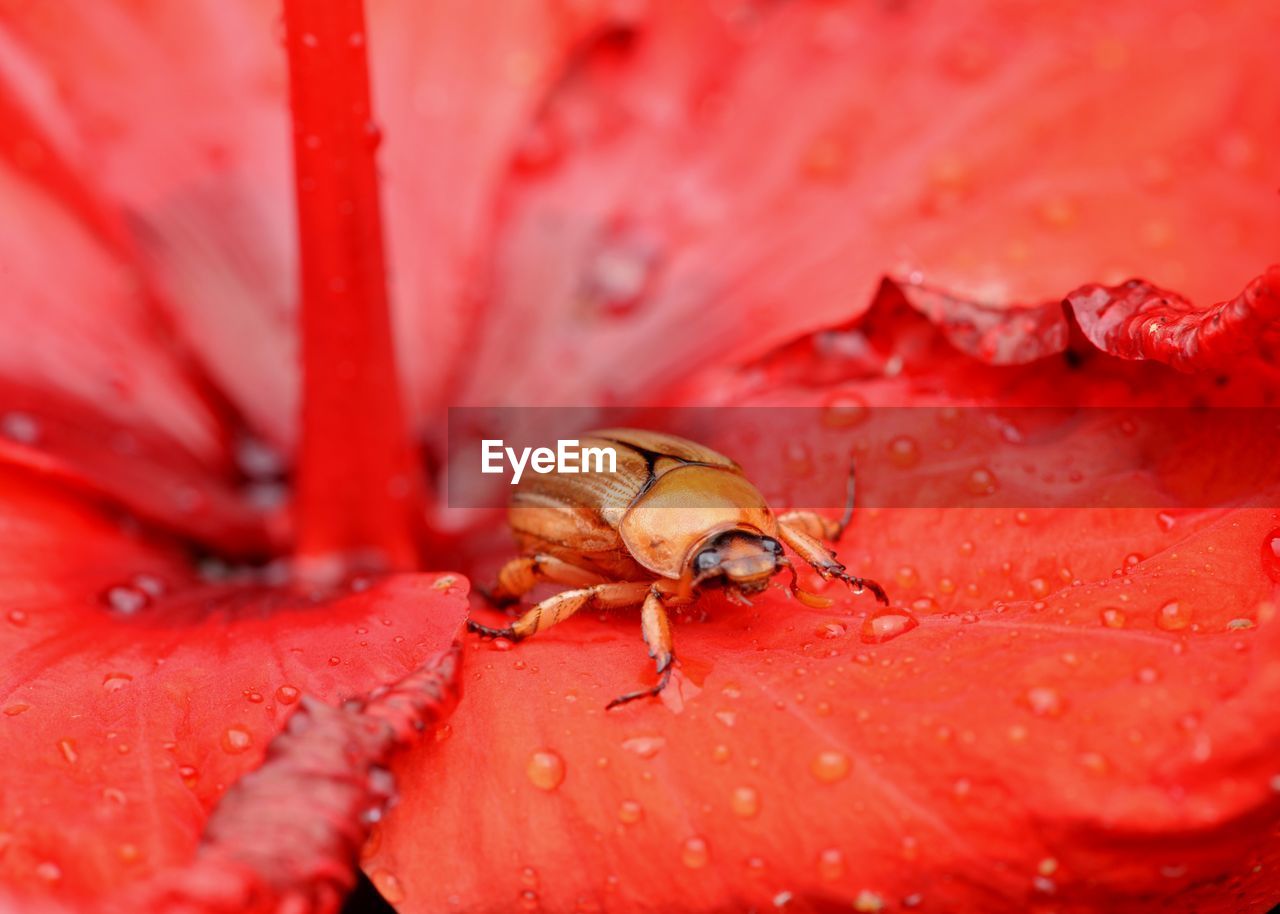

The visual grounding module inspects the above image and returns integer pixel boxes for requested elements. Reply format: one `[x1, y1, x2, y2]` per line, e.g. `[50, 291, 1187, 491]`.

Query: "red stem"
[284, 0, 421, 573]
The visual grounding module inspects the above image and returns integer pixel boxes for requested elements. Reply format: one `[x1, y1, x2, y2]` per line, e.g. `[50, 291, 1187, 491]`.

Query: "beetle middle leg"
[488, 553, 606, 606]
[776, 520, 889, 606]
[468, 580, 651, 641]
[606, 586, 677, 710]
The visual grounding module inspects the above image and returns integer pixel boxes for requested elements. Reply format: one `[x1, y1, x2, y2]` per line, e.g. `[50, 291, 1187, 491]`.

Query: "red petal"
[0, 79, 273, 552]
[0, 0, 298, 450]
[454, 0, 1279, 405]
[372, 511, 1280, 913]
[365, 0, 622, 420]
[0, 466, 467, 904]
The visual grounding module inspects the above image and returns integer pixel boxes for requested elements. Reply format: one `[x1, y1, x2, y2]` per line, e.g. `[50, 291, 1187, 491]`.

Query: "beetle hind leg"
[486, 554, 606, 606]
[607, 587, 677, 710]
[468, 580, 651, 642]
[776, 519, 889, 607]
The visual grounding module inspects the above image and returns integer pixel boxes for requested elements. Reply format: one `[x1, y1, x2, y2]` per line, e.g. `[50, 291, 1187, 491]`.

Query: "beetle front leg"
[776, 520, 889, 606]
[468, 581, 650, 641]
[606, 587, 677, 710]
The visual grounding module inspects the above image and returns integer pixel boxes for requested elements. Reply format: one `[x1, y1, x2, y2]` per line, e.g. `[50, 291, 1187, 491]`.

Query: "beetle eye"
[762, 537, 784, 557]
[694, 549, 720, 575]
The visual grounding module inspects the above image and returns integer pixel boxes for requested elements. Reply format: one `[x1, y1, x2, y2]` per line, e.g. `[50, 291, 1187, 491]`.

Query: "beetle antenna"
[834, 459, 857, 539]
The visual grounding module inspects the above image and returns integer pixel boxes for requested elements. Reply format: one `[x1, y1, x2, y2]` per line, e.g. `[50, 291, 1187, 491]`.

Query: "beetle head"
[691, 529, 784, 594]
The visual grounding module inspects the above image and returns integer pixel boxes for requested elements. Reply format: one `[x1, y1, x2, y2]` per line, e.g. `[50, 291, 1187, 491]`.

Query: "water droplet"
[1262, 529, 1280, 582]
[34, 861, 61, 883]
[821, 392, 868, 428]
[817, 847, 845, 881]
[1156, 511, 1177, 532]
[1028, 577, 1050, 599]
[6, 609, 26, 626]
[1022, 686, 1065, 717]
[1155, 599, 1192, 631]
[58, 739, 78, 764]
[221, 726, 252, 754]
[101, 584, 149, 615]
[887, 436, 920, 468]
[966, 467, 997, 496]
[860, 608, 919, 644]
[810, 750, 851, 783]
[328, 656, 341, 666]
[243, 690, 264, 703]
[300, 31, 319, 48]
[815, 620, 847, 639]
[681, 836, 709, 869]
[621, 736, 665, 759]
[618, 799, 643, 824]
[370, 869, 405, 904]
[711, 744, 731, 763]
[853, 890, 885, 912]
[178, 765, 199, 787]
[583, 227, 661, 316]
[526, 749, 565, 791]
[1100, 607, 1127, 628]
[102, 672, 133, 692]
[894, 566, 919, 589]
[276, 685, 300, 704]
[1227, 618, 1255, 631]
[1, 411, 40, 444]
[731, 786, 760, 818]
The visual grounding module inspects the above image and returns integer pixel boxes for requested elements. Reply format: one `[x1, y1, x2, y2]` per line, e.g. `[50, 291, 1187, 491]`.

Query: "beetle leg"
[607, 587, 677, 709]
[468, 581, 650, 641]
[776, 520, 889, 606]
[778, 460, 859, 542]
[488, 554, 606, 606]
[777, 510, 842, 545]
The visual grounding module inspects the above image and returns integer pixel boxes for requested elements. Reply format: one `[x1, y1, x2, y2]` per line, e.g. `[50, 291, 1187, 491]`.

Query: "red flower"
[1, 1, 1279, 914]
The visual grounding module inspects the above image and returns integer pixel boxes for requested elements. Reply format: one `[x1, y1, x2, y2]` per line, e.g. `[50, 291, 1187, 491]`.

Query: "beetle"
[467, 428, 888, 708]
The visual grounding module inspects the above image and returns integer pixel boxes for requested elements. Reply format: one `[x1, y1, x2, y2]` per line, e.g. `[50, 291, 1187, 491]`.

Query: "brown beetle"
[468, 429, 888, 707]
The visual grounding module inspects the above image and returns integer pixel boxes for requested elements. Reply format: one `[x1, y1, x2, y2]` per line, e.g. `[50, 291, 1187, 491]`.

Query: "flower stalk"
[283, 0, 421, 573]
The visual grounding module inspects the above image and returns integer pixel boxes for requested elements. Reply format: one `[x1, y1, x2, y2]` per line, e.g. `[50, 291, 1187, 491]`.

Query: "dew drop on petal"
[58, 739, 78, 765]
[966, 467, 998, 496]
[1099, 607, 1127, 628]
[621, 736, 665, 759]
[618, 800, 643, 824]
[178, 765, 199, 787]
[860, 608, 919, 644]
[221, 726, 252, 754]
[815, 621, 847, 639]
[526, 749, 566, 791]
[731, 786, 760, 818]
[101, 584, 150, 615]
[102, 672, 133, 692]
[34, 861, 61, 883]
[1262, 529, 1280, 583]
[1155, 599, 1192, 631]
[1156, 511, 1177, 532]
[371, 869, 405, 904]
[810, 750, 851, 783]
[681, 837, 709, 869]
[854, 890, 886, 912]
[887, 436, 921, 468]
[276, 684, 301, 704]
[818, 847, 845, 881]
[1, 411, 40, 444]
[822, 392, 868, 428]
[7, 609, 27, 627]
[1022, 686, 1065, 717]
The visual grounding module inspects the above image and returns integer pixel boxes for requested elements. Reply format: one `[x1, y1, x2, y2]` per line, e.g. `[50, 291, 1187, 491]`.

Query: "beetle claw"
[606, 660, 675, 710]
[467, 619, 518, 640]
[833, 570, 890, 606]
